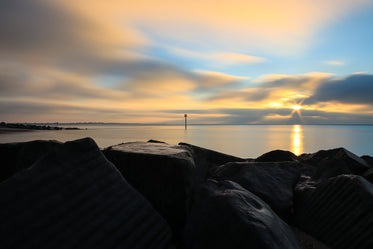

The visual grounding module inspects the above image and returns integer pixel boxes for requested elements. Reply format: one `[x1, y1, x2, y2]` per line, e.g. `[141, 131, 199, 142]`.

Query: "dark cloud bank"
[305, 74, 373, 105]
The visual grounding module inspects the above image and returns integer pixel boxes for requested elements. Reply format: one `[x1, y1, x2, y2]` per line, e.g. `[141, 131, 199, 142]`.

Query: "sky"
[1, 0, 373, 124]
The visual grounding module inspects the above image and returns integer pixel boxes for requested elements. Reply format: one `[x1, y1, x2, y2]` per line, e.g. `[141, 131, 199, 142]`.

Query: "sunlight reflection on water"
[291, 125, 303, 155]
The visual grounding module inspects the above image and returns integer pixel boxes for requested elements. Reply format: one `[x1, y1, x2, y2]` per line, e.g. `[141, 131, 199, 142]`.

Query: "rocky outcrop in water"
[1, 138, 372, 249]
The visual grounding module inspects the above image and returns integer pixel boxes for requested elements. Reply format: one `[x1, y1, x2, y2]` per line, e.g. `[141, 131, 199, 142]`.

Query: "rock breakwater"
[1, 138, 372, 249]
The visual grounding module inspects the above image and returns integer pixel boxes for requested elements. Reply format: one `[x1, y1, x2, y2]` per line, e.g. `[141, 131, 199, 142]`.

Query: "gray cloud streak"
[305, 74, 373, 105]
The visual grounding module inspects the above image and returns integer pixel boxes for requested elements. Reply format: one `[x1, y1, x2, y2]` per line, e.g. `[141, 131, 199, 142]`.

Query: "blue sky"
[1, 0, 373, 124]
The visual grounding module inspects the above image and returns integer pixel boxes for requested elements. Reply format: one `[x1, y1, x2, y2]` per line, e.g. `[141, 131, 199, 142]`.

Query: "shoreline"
[0, 122, 80, 132]
[0, 128, 35, 134]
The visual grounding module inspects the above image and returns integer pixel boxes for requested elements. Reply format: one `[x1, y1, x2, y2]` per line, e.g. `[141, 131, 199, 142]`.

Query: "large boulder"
[0, 138, 172, 249]
[256, 149, 298, 162]
[183, 180, 303, 249]
[0, 140, 62, 182]
[299, 148, 370, 176]
[294, 174, 373, 249]
[212, 161, 301, 220]
[361, 155, 373, 167]
[360, 156, 373, 183]
[103, 141, 195, 242]
[178, 142, 246, 181]
[363, 168, 373, 183]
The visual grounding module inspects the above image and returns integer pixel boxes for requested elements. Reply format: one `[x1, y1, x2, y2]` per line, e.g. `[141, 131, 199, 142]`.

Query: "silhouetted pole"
[184, 114, 187, 129]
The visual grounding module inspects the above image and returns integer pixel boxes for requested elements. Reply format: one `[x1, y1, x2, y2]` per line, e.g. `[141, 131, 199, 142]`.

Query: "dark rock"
[361, 156, 373, 183]
[183, 179, 303, 249]
[0, 138, 172, 249]
[363, 167, 373, 183]
[178, 142, 246, 182]
[103, 141, 195, 243]
[361, 155, 373, 167]
[148, 139, 167, 144]
[212, 161, 301, 220]
[0, 140, 62, 183]
[299, 147, 371, 176]
[256, 149, 298, 162]
[314, 158, 352, 179]
[294, 174, 373, 249]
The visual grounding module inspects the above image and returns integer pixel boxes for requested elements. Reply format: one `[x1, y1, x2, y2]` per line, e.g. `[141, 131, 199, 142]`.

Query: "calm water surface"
[1, 125, 372, 158]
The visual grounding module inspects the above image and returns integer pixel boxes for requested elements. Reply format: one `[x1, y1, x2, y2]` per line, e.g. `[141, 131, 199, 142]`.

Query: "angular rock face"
[103, 142, 195, 243]
[361, 155, 373, 183]
[294, 175, 373, 249]
[299, 147, 370, 176]
[179, 142, 246, 182]
[183, 180, 303, 249]
[361, 155, 373, 167]
[256, 149, 298, 162]
[212, 161, 301, 221]
[0, 140, 62, 182]
[363, 167, 373, 183]
[0, 138, 172, 249]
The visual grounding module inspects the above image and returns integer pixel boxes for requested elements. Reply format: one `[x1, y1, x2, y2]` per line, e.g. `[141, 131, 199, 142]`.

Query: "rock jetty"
[1, 138, 373, 249]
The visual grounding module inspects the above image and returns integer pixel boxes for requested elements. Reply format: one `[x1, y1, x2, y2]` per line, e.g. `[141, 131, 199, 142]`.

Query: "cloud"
[0, 0, 148, 73]
[207, 73, 332, 108]
[0, 64, 127, 101]
[306, 74, 373, 105]
[193, 70, 249, 88]
[122, 69, 196, 97]
[324, 61, 345, 66]
[163, 107, 373, 125]
[54, 0, 371, 56]
[169, 48, 266, 65]
[1, 0, 372, 124]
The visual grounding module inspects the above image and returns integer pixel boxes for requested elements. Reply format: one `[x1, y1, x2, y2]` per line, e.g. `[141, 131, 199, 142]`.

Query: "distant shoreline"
[0, 128, 34, 134]
[0, 122, 80, 132]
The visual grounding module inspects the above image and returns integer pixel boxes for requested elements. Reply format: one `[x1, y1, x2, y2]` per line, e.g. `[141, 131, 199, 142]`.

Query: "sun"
[292, 105, 302, 111]
[290, 99, 305, 123]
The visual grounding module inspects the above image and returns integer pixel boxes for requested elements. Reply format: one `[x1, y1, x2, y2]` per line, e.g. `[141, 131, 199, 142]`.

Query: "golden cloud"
[170, 48, 266, 65]
[324, 61, 345, 66]
[54, 0, 371, 55]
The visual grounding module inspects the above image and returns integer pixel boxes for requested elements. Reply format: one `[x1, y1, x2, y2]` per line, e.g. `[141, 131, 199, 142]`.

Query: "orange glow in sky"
[1, 0, 373, 124]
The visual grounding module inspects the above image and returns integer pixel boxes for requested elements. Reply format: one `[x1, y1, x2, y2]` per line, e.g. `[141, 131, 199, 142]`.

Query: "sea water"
[1, 124, 372, 158]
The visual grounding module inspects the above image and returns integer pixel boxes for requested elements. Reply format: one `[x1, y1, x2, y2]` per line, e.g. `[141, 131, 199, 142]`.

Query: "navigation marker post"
[184, 114, 187, 129]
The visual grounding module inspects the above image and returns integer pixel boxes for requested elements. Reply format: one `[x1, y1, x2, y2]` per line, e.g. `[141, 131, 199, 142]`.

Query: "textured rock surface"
[361, 155, 373, 166]
[179, 142, 246, 181]
[294, 175, 373, 249]
[212, 161, 301, 220]
[361, 156, 373, 183]
[0, 138, 172, 249]
[299, 148, 370, 176]
[292, 227, 331, 249]
[183, 180, 303, 249]
[0, 140, 62, 182]
[363, 167, 373, 183]
[103, 142, 195, 242]
[256, 149, 298, 162]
